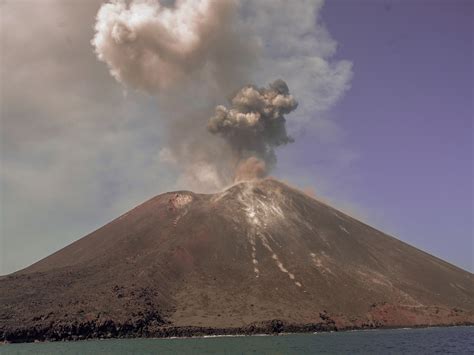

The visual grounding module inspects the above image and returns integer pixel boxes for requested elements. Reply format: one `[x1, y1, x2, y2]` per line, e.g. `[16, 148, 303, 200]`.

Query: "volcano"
[1, 179, 473, 342]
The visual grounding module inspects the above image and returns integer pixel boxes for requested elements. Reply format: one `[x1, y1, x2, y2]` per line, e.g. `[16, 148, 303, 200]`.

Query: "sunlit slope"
[1, 179, 473, 339]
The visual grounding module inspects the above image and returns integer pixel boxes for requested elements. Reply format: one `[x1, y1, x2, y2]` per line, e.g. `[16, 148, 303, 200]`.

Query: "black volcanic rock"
[1, 179, 473, 342]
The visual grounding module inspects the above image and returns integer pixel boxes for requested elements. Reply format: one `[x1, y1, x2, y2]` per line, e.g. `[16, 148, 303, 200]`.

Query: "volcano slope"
[1, 179, 473, 342]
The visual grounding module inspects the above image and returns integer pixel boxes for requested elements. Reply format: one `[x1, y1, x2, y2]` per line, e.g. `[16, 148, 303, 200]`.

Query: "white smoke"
[92, 0, 257, 94]
[241, 0, 353, 129]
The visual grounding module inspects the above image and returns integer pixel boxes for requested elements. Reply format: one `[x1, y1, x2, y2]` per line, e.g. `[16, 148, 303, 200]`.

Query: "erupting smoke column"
[91, 0, 261, 191]
[91, 0, 353, 191]
[208, 80, 298, 181]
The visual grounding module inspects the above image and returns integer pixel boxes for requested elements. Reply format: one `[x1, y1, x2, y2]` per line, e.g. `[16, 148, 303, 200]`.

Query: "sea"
[1, 326, 473, 354]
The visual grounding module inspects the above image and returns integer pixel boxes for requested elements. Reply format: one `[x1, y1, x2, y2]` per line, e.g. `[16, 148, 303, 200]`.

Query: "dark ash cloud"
[208, 79, 298, 180]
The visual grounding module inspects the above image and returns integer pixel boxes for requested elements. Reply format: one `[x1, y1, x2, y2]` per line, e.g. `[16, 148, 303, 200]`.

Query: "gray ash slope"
[1, 179, 473, 341]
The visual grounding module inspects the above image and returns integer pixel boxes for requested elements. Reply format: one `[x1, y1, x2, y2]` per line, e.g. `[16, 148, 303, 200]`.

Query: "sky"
[0, 0, 472, 274]
[325, 0, 473, 272]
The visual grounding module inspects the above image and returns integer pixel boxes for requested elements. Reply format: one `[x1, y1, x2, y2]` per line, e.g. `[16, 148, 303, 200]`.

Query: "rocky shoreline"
[0, 319, 331, 343]
[2, 318, 473, 344]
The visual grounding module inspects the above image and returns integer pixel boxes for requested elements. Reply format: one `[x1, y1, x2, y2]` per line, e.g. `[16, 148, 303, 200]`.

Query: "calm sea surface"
[1, 326, 473, 354]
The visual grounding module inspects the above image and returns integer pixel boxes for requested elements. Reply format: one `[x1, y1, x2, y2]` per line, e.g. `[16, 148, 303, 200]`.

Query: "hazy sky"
[1, 0, 472, 274]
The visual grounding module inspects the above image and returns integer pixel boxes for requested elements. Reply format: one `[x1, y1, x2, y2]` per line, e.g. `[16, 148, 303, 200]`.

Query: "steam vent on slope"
[1, 179, 473, 342]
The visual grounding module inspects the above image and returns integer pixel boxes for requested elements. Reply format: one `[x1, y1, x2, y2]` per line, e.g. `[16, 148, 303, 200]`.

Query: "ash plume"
[91, 0, 353, 192]
[234, 157, 267, 182]
[208, 80, 298, 181]
[92, 0, 259, 191]
[91, 0, 257, 93]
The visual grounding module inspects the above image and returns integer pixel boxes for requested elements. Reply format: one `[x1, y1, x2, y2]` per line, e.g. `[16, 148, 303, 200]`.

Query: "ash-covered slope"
[1, 179, 473, 342]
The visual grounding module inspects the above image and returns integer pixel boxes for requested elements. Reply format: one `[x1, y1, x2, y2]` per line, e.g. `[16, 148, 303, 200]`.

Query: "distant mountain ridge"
[1, 178, 473, 342]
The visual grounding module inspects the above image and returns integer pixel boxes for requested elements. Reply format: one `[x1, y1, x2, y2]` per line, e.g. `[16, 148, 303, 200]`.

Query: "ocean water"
[1, 326, 473, 354]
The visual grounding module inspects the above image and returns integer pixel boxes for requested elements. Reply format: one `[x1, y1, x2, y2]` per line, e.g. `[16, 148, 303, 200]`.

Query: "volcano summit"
[1, 179, 473, 342]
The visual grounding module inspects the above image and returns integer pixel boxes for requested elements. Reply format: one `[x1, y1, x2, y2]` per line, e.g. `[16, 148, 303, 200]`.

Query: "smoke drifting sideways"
[208, 80, 298, 182]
